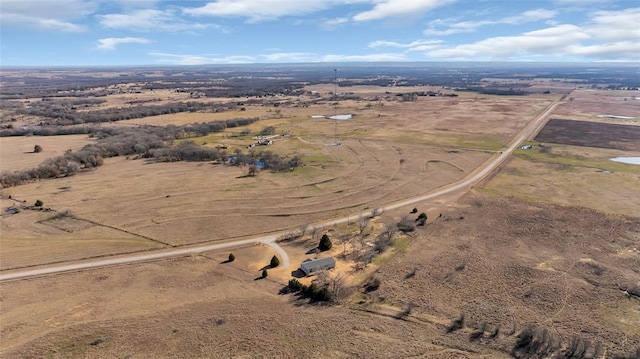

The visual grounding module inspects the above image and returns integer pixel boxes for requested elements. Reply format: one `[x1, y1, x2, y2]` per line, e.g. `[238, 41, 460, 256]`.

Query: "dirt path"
[0, 101, 561, 282]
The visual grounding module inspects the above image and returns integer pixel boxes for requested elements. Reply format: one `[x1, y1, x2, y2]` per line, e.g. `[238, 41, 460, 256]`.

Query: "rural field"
[1, 66, 639, 358]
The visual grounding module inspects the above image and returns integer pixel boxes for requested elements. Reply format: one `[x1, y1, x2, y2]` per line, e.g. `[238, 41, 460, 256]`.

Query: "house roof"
[300, 257, 335, 272]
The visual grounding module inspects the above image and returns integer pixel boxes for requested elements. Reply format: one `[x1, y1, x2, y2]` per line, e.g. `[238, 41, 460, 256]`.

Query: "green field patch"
[425, 133, 504, 151]
[514, 143, 640, 174]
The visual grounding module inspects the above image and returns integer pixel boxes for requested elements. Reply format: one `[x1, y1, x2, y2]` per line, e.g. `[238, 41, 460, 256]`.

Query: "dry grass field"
[0, 135, 94, 172]
[2, 193, 638, 358]
[552, 89, 640, 123]
[2, 82, 640, 358]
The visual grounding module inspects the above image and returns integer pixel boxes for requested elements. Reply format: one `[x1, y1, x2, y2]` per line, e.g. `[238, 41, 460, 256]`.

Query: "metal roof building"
[300, 257, 336, 276]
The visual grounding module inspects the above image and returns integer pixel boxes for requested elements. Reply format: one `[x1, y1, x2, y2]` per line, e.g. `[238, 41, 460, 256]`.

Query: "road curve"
[0, 101, 560, 282]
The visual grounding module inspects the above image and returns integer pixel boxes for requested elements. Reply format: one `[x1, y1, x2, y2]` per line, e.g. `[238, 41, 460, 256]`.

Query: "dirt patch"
[535, 119, 640, 151]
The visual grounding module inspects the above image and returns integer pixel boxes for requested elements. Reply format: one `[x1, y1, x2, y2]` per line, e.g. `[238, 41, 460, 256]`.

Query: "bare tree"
[310, 225, 323, 240]
[339, 231, 352, 258]
[327, 273, 346, 302]
[397, 215, 415, 233]
[358, 214, 370, 236]
[374, 223, 397, 253]
[299, 223, 308, 237]
[247, 163, 257, 176]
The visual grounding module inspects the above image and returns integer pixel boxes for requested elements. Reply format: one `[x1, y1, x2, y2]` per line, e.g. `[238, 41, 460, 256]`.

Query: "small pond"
[610, 157, 640, 165]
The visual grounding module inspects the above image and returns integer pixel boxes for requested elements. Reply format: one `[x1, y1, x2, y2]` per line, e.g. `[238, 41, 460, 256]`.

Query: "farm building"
[300, 257, 336, 276]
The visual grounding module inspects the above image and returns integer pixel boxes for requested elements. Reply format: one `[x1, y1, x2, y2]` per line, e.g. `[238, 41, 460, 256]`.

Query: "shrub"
[287, 278, 305, 292]
[397, 215, 415, 233]
[262, 269, 268, 278]
[228, 253, 235, 262]
[417, 212, 427, 220]
[364, 276, 381, 292]
[34, 199, 43, 207]
[410, 207, 417, 213]
[304, 283, 331, 302]
[447, 313, 465, 333]
[33, 144, 43, 153]
[319, 234, 332, 251]
[270, 255, 280, 267]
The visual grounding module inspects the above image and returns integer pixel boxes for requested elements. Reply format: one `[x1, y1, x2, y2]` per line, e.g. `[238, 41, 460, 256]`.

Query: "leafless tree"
[310, 225, 323, 240]
[298, 223, 308, 237]
[397, 215, 415, 233]
[374, 223, 397, 253]
[358, 214, 369, 236]
[339, 231, 352, 258]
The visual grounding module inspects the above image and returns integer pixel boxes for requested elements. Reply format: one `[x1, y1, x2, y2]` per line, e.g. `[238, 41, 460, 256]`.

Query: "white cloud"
[183, 0, 453, 23]
[353, 0, 456, 22]
[260, 52, 315, 62]
[585, 8, 640, 42]
[0, 0, 95, 32]
[97, 37, 152, 51]
[369, 39, 442, 49]
[182, 0, 340, 22]
[425, 8, 557, 36]
[318, 53, 407, 62]
[148, 52, 256, 65]
[99, 8, 215, 32]
[149, 51, 406, 64]
[322, 17, 349, 30]
[423, 8, 640, 61]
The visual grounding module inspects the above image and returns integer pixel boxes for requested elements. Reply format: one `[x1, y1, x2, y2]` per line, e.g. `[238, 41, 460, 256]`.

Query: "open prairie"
[0, 135, 94, 172]
[2, 193, 638, 358]
[2, 84, 554, 266]
[2, 68, 640, 358]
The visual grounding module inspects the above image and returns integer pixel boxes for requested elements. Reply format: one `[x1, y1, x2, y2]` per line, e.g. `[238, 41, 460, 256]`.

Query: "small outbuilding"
[300, 257, 336, 276]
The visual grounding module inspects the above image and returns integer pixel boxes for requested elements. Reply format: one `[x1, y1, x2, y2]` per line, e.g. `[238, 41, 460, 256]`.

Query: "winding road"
[0, 101, 561, 282]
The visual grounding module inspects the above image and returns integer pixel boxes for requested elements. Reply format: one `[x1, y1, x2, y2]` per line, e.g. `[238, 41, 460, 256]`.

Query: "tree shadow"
[305, 247, 320, 255]
[290, 269, 306, 278]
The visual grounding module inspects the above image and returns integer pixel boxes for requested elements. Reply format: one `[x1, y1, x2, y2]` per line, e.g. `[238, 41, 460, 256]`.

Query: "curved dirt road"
[0, 101, 560, 282]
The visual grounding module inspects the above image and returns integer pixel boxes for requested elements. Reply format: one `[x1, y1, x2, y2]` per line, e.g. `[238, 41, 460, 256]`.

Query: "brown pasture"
[369, 193, 640, 357]
[2, 193, 638, 358]
[3, 83, 640, 357]
[0, 248, 508, 358]
[2, 86, 557, 267]
[553, 88, 640, 123]
[2, 139, 489, 251]
[0, 134, 94, 172]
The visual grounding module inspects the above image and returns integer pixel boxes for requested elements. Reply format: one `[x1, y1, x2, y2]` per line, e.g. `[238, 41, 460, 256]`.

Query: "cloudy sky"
[1, 0, 638, 66]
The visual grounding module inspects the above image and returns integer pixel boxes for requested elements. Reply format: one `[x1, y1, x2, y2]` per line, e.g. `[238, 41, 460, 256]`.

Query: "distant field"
[552, 88, 640, 123]
[0, 134, 93, 172]
[1, 84, 558, 266]
[3, 139, 489, 249]
[535, 119, 640, 151]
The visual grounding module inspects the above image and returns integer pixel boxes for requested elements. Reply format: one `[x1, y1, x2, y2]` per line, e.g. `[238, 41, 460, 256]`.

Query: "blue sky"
[1, 0, 638, 66]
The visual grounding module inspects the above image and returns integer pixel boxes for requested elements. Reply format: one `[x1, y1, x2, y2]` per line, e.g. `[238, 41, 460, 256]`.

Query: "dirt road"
[0, 101, 561, 282]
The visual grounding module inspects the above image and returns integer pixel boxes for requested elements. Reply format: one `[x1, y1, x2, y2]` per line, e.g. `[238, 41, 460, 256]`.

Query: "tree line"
[15, 101, 239, 125]
[0, 118, 272, 188]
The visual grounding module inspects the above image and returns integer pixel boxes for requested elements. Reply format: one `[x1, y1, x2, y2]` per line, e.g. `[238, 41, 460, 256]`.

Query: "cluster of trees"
[285, 273, 345, 303]
[1, 118, 266, 188]
[0, 124, 110, 137]
[18, 101, 239, 125]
